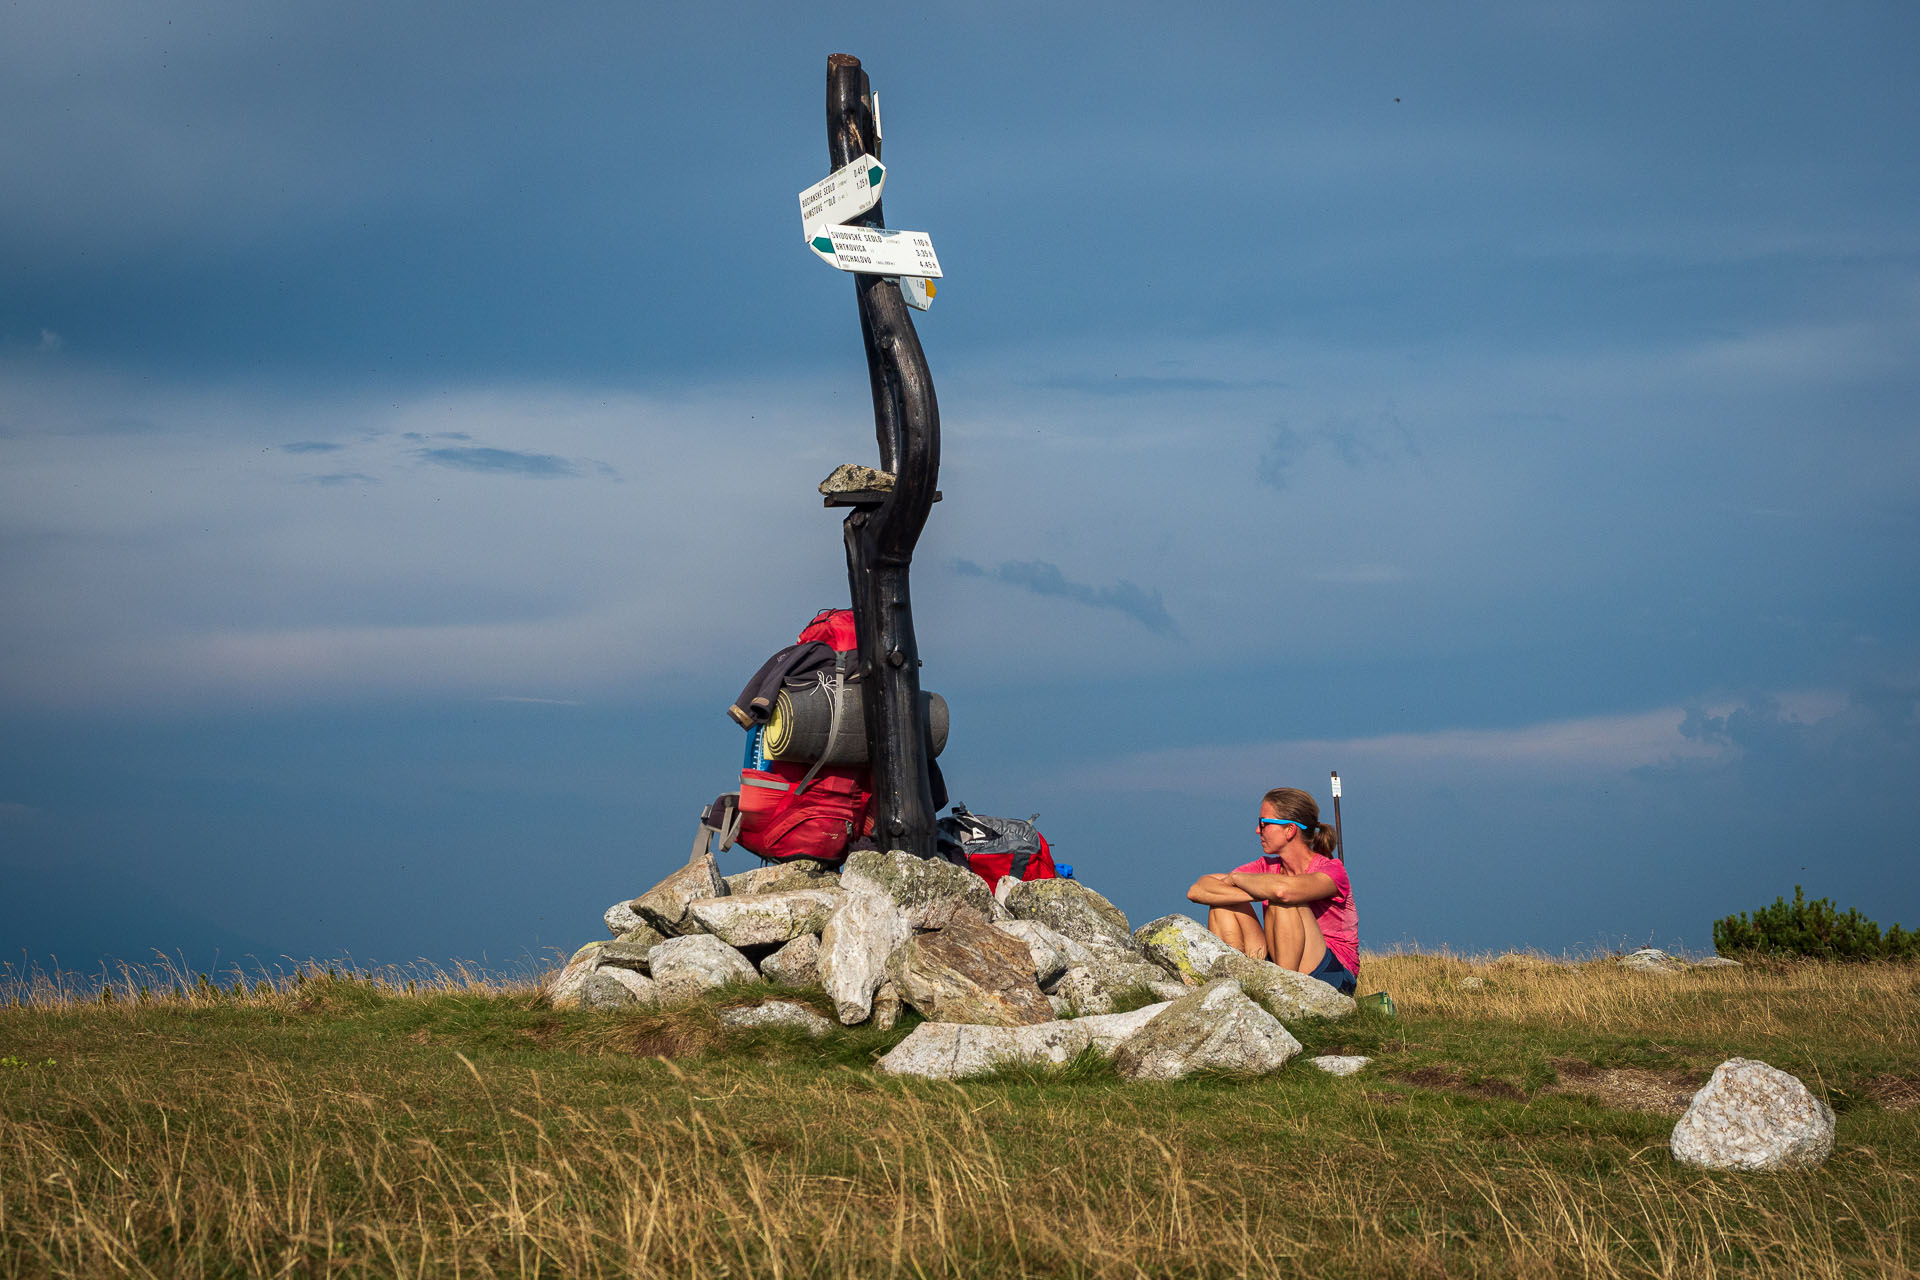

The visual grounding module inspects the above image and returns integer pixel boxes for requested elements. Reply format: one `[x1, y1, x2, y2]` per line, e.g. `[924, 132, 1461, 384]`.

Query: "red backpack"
[796, 606, 858, 651]
[936, 806, 1059, 888]
[731, 609, 874, 864]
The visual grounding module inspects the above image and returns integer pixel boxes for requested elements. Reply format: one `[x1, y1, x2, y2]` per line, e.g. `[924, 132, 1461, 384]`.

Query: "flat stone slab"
[594, 938, 660, 973]
[877, 1020, 1097, 1080]
[686, 887, 844, 947]
[873, 1002, 1179, 1080]
[820, 462, 895, 494]
[1309, 1055, 1371, 1077]
[725, 863, 840, 896]
[718, 1000, 834, 1038]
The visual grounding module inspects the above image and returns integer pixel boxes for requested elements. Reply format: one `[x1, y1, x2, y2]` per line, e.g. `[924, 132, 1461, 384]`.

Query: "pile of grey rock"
[548, 846, 1357, 1080]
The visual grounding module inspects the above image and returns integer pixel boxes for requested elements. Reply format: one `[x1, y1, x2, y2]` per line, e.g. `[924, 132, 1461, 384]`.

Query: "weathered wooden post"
[824, 53, 939, 857]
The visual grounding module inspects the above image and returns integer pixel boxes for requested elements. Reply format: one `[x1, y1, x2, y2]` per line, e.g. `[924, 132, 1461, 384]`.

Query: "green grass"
[1, 955, 1915, 1278]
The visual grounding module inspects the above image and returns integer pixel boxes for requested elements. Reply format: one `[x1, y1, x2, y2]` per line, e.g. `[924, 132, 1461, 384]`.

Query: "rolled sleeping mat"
[764, 682, 948, 764]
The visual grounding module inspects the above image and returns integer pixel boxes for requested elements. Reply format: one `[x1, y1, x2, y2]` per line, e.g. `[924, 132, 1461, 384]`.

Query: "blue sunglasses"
[1260, 818, 1308, 831]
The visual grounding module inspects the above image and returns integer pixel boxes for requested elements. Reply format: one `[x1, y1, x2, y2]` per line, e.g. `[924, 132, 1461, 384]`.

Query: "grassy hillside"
[2, 954, 1915, 1278]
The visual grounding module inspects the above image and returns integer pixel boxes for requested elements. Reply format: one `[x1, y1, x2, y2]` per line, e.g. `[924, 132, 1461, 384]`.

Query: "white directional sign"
[798, 154, 886, 235]
[808, 224, 942, 278]
[900, 276, 935, 311]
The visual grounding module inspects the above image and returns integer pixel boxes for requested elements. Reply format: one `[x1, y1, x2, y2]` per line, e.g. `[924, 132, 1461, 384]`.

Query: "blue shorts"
[1307, 949, 1358, 996]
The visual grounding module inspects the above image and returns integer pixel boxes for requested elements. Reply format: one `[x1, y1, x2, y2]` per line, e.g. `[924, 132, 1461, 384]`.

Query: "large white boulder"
[819, 889, 913, 1025]
[1670, 1059, 1836, 1172]
[685, 887, 844, 947]
[876, 1020, 1096, 1080]
[1110, 979, 1303, 1081]
[645, 935, 758, 1004]
[1131, 913, 1237, 984]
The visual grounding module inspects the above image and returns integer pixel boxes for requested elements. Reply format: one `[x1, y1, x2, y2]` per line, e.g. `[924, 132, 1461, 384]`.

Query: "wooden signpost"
[804, 53, 942, 857]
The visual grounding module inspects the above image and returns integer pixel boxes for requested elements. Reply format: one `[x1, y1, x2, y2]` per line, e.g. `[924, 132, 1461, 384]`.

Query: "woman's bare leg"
[1264, 903, 1329, 974]
[1207, 904, 1268, 961]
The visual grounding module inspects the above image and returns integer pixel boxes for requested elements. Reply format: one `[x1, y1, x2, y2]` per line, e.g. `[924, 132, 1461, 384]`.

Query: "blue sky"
[3, 2, 1917, 978]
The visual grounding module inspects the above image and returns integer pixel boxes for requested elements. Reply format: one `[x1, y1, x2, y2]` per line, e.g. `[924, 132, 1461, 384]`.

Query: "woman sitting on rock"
[1185, 786, 1359, 995]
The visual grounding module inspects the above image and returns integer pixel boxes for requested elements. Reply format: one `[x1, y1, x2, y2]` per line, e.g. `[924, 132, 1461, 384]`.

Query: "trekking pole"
[1330, 770, 1344, 860]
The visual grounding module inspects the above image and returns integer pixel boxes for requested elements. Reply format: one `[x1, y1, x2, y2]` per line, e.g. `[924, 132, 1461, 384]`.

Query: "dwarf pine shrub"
[1713, 885, 1919, 960]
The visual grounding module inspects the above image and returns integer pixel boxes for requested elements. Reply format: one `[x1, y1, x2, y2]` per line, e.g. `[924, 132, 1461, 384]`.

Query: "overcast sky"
[4, 2, 1917, 979]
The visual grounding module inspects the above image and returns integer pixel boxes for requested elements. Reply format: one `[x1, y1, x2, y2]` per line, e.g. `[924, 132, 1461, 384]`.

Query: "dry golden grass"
[1, 955, 1915, 1279]
[1369, 951, 1920, 1050]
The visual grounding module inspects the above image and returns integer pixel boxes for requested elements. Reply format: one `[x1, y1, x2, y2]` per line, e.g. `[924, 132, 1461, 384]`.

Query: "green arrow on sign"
[798, 153, 886, 239]
[811, 235, 836, 255]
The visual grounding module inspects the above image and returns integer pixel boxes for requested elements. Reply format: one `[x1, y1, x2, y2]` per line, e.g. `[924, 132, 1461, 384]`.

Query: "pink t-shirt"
[1232, 852, 1360, 976]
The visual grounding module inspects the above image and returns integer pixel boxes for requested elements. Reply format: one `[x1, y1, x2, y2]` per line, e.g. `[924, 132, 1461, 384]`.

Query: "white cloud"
[2, 289, 1915, 712]
[1053, 690, 1852, 799]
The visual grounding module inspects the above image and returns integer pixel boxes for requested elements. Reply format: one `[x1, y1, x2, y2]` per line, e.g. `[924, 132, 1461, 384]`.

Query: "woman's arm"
[1225, 870, 1336, 906]
[1186, 873, 1256, 906]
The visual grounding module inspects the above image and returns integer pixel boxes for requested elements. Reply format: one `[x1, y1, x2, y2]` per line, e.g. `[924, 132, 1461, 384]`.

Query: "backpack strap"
[791, 651, 849, 798]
